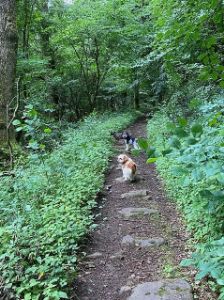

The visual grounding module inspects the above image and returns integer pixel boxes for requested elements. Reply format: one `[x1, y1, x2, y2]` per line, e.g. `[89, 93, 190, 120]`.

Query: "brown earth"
[72, 118, 217, 300]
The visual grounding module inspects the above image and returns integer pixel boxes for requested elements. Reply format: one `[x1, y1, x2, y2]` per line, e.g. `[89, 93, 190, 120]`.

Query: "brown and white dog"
[117, 154, 137, 182]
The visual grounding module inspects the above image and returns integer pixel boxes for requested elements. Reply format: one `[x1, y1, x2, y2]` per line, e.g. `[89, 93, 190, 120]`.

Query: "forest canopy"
[1, 0, 223, 146]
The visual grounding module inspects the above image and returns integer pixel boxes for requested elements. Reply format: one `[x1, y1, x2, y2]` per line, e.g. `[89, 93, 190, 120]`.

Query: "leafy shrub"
[13, 104, 62, 151]
[0, 111, 137, 299]
[147, 97, 224, 298]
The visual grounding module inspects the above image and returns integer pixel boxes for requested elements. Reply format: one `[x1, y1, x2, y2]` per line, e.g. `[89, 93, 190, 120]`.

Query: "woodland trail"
[72, 119, 213, 300]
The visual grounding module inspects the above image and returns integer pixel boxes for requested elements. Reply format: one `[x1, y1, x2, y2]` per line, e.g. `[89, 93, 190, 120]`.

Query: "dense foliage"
[15, 0, 152, 125]
[1, 0, 224, 298]
[10, 0, 224, 134]
[0, 112, 137, 299]
[147, 97, 224, 298]
[137, 1, 224, 297]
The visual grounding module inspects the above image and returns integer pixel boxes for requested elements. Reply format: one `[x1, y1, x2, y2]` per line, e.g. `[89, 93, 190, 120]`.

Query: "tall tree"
[0, 0, 17, 141]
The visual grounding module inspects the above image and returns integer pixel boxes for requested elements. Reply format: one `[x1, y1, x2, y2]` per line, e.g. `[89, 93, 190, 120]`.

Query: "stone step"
[116, 175, 146, 183]
[127, 279, 193, 300]
[121, 235, 165, 248]
[118, 207, 158, 218]
[121, 190, 151, 200]
[86, 252, 103, 259]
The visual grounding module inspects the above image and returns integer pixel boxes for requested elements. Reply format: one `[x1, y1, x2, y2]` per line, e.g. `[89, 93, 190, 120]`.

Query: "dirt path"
[72, 119, 216, 300]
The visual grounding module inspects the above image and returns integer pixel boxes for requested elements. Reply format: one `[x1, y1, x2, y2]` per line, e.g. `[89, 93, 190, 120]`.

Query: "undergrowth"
[147, 97, 224, 299]
[0, 111, 137, 299]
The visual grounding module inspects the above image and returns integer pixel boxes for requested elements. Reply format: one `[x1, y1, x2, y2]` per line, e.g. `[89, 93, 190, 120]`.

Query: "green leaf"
[180, 258, 193, 267]
[24, 293, 32, 300]
[137, 138, 148, 150]
[16, 126, 24, 132]
[212, 190, 224, 200]
[174, 127, 188, 138]
[162, 148, 172, 156]
[146, 157, 157, 163]
[171, 166, 188, 176]
[216, 173, 224, 184]
[186, 137, 197, 145]
[58, 291, 69, 299]
[12, 119, 21, 126]
[168, 137, 181, 149]
[217, 279, 224, 286]
[44, 128, 52, 134]
[205, 162, 221, 177]
[219, 80, 224, 88]
[147, 146, 156, 157]
[191, 123, 203, 137]
[166, 122, 176, 131]
[39, 144, 46, 150]
[188, 98, 202, 109]
[199, 189, 213, 198]
[178, 118, 187, 127]
[195, 264, 211, 280]
[28, 140, 39, 150]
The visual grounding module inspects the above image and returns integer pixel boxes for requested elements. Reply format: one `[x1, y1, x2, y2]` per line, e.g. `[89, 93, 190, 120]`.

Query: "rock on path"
[121, 235, 165, 248]
[128, 279, 193, 300]
[121, 189, 150, 200]
[118, 207, 158, 218]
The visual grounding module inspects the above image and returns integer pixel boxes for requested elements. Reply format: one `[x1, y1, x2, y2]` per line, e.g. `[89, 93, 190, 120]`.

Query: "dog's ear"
[122, 154, 129, 162]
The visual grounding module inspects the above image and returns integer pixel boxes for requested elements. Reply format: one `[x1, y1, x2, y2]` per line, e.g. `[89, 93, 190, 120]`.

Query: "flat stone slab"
[86, 252, 103, 259]
[121, 235, 165, 248]
[118, 207, 158, 218]
[127, 279, 193, 300]
[135, 237, 165, 248]
[121, 190, 150, 199]
[122, 235, 135, 245]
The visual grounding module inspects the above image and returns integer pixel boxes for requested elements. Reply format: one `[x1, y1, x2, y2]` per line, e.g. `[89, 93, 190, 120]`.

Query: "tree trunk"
[0, 0, 17, 141]
[133, 83, 140, 109]
[133, 69, 140, 110]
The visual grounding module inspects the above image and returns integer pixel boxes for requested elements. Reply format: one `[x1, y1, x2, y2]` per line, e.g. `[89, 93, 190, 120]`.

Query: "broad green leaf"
[162, 148, 172, 156]
[178, 118, 187, 127]
[174, 127, 188, 138]
[146, 157, 157, 163]
[12, 119, 21, 126]
[168, 137, 181, 149]
[137, 138, 148, 150]
[191, 123, 203, 137]
[180, 258, 193, 267]
[58, 291, 69, 299]
[16, 126, 24, 132]
[186, 137, 197, 145]
[44, 128, 52, 134]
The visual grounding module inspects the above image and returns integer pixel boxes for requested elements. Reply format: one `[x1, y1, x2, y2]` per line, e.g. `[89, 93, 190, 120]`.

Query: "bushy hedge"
[0, 112, 137, 300]
[147, 98, 224, 298]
